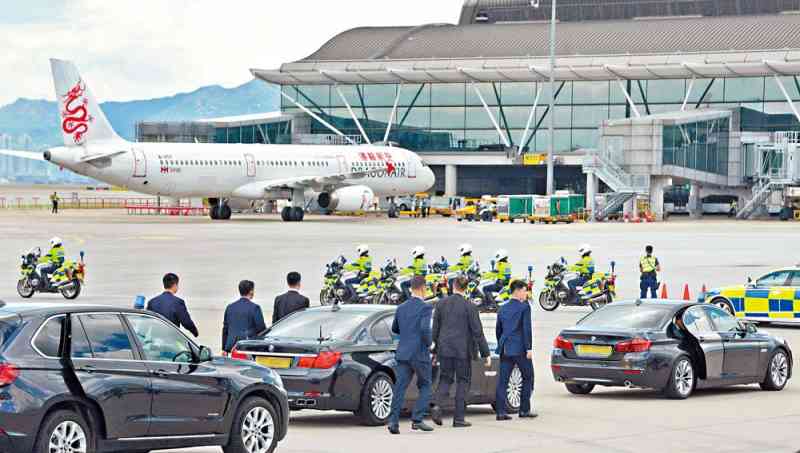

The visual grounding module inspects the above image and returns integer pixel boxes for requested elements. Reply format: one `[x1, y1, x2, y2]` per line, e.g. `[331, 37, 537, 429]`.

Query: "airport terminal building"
[140, 0, 800, 218]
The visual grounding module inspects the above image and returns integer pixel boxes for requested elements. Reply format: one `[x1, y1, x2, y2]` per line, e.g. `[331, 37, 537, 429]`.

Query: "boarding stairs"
[583, 150, 649, 221]
[736, 179, 789, 220]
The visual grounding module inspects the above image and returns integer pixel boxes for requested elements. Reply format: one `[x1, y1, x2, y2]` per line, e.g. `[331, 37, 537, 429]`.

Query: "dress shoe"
[430, 405, 443, 426]
[387, 424, 400, 435]
[496, 414, 513, 421]
[519, 411, 539, 419]
[453, 420, 472, 428]
[411, 421, 434, 432]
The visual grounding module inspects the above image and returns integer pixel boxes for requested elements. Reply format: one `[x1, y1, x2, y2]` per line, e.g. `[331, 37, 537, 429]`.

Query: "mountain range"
[0, 79, 280, 150]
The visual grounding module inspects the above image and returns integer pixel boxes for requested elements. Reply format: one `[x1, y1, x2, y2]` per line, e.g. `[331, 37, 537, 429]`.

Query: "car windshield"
[577, 304, 676, 330]
[267, 311, 370, 341]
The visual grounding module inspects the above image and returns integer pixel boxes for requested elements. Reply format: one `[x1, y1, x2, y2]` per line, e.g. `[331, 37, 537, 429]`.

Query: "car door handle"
[152, 369, 170, 377]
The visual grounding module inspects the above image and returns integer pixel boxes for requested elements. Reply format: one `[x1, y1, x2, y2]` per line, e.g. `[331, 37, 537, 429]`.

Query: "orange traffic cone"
[660, 283, 668, 299]
[682, 284, 691, 301]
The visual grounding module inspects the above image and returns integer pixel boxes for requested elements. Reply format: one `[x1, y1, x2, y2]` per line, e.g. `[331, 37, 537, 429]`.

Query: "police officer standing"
[639, 245, 661, 299]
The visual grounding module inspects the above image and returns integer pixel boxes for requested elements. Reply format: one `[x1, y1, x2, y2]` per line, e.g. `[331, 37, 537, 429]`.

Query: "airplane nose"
[423, 166, 435, 190]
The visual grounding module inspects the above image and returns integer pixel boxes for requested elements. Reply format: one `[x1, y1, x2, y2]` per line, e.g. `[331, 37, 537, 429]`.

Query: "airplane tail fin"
[50, 59, 123, 147]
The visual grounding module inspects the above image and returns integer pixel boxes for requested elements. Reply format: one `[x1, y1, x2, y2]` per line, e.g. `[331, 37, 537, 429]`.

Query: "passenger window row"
[158, 159, 332, 168]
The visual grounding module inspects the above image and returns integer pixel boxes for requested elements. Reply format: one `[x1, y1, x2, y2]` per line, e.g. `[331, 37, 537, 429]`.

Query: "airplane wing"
[232, 172, 369, 199]
[0, 150, 45, 161]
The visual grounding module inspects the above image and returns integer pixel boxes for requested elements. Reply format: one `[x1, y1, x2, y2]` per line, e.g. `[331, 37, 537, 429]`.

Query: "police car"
[705, 266, 800, 323]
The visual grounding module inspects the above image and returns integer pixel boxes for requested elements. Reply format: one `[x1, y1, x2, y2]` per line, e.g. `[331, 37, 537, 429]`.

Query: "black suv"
[0, 302, 288, 453]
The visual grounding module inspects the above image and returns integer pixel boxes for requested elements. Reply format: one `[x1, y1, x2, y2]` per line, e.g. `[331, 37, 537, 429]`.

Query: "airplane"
[0, 59, 435, 221]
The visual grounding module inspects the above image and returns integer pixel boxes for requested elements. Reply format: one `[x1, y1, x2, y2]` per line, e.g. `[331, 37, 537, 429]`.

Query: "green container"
[550, 196, 569, 216]
[508, 195, 534, 218]
[569, 194, 585, 213]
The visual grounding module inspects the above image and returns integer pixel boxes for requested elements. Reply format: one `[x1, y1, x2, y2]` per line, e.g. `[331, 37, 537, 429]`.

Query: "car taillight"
[0, 363, 19, 386]
[553, 336, 574, 351]
[230, 348, 249, 360]
[298, 351, 342, 369]
[615, 338, 651, 353]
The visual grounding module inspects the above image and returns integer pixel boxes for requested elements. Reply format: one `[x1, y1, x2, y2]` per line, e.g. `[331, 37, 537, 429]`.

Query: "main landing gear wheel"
[281, 207, 305, 222]
[210, 203, 231, 220]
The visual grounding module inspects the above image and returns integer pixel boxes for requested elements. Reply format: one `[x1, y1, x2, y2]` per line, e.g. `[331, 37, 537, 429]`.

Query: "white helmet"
[411, 246, 426, 258]
[458, 244, 473, 256]
[49, 237, 62, 248]
[494, 249, 509, 262]
[579, 244, 592, 256]
[356, 244, 370, 256]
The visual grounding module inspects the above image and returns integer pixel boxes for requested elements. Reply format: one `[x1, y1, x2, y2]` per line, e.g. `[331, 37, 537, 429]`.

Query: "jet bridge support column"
[689, 183, 703, 219]
[445, 164, 458, 197]
[650, 176, 671, 221]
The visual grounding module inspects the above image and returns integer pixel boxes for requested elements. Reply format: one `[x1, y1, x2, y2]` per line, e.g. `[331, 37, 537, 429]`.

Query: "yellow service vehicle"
[456, 199, 480, 222]
[705, 266, 800, 323]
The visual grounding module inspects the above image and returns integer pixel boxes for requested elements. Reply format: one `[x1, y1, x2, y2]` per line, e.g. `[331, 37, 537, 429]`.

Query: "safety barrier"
[0, 195, 159, 210]
[125, 200, 208, 217]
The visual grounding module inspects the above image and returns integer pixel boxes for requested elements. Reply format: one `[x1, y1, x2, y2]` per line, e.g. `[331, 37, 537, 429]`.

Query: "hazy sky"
[0, 0, 459, 106]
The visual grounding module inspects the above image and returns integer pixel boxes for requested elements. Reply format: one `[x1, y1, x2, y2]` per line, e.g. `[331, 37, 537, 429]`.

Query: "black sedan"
[0, 302, 288, 453]
[233, 305, 522, 425]
[551, 300, 793, 399]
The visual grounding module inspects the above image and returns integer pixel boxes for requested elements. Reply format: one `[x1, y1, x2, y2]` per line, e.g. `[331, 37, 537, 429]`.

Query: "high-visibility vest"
[640, 255, 658, 274]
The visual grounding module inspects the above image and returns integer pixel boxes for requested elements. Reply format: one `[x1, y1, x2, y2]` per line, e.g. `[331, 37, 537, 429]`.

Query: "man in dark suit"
[430, 276, 491, 428]
[222, 280, 266, 355]
[495, 280, 536, 420]
[387, 276, 435, 435]
[273, 272, 310, 324]
[147, 273, 199, 337]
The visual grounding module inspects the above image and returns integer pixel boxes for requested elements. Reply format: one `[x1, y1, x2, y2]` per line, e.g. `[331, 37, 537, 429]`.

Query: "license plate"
[575, 345, 612, 358]
[256, 356, 292, 369]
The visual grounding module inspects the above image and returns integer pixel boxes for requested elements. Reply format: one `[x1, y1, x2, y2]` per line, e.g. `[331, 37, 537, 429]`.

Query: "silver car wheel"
[674, 359, 694, 397]
[242, 406, 275, 453]
[48, 420, 87, 453]
[770, 352, 789, 388]
[370, 378, 393, 420]
[507, 367, 523, 410]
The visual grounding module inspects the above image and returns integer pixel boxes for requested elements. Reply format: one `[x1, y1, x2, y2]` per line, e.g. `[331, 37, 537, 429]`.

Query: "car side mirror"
[198, 345, 213, 362]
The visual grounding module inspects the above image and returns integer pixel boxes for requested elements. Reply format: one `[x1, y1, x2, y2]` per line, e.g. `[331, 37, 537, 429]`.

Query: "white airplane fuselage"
[46, 141, 435, 200]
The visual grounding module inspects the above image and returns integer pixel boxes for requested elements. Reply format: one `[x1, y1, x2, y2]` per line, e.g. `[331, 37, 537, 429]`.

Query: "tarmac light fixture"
[335, 85, 372, 145]
[275, 86, 356, 145]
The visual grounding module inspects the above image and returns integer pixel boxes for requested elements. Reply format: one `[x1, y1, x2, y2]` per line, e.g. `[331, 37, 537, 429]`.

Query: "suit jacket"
[432, 294, 490, 360]
[146, 291, 199, 337]
[272, 290, 310, 324]
[495, 298, 533, 357]
[222, 298, 267, 352]
[392, 297, 433, 362]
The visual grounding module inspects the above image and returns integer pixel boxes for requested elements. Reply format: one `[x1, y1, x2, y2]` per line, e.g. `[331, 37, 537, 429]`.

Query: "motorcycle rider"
[38, 237, 66, 286]
[344, 244, 373, 300]
[483, 249, 512, 303]
[448, 244, 475, 291]
[568, 244, 595, 295]
[401, 246, 428, 298]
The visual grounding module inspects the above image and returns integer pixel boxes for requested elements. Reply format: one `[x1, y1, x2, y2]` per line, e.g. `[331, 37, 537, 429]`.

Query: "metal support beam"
[492, 82, 514, 147]
[398, 84, 425, 129]
[773, 75, 800, 123]
[616, 78, 640, 118]
[335, 86, 371, 145]
[356, 85, 370, 123]
[383, 84, 403, 143]
[277, 87, 355, 145]
[518, 85, 542, 155]
[694, 78, 716, 109]
[471, 82, 510, 148]
[681, 76, 695, 111]
[524, 81, 566, 151]
[636, 80, 651, 115]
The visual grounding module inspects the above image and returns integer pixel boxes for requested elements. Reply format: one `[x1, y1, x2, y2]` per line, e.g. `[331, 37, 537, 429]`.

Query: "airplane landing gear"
[281, 206, 305, 222]
[209, 199, 232, 220]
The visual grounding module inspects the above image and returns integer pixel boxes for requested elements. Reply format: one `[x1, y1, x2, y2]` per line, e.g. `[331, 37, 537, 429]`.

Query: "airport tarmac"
[0, 208, 798, 453]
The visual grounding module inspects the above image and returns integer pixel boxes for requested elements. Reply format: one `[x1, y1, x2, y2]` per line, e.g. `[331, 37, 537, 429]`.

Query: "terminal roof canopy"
[252, 13, 800, 85]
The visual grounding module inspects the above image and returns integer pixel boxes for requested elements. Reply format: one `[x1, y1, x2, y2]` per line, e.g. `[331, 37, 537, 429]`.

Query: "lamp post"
[532, 0, 557, 195]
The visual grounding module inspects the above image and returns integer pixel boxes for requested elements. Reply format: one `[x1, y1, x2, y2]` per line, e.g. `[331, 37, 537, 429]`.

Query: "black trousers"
[434, 356, 471, 422]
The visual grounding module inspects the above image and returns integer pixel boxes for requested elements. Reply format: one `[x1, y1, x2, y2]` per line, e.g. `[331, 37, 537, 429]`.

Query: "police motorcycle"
[378, 257, 450, 305]
[538, 258, 616, 311]
[320, 256, 349, 306]
[17, 248, 86, 300]
[352, 260, 399, 305]
[468, 263, 534, 313]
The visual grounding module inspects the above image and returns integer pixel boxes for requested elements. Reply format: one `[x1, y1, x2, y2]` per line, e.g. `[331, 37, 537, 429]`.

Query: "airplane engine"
[318, 186, 375, 212]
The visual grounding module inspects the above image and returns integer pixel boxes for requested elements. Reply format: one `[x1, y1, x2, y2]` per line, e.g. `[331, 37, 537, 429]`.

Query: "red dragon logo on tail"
[61, 79, 93, 144]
